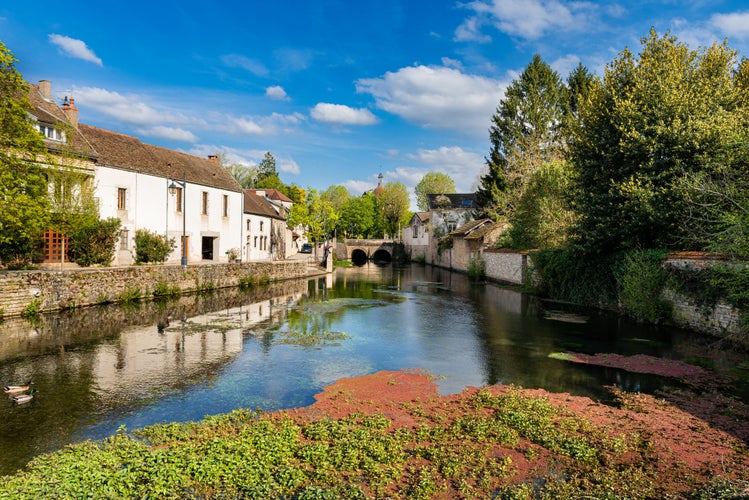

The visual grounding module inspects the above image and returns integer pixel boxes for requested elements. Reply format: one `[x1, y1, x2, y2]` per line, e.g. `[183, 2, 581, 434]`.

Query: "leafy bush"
[613, 249, 671, 323]
[530, 248, 618, 308]
[467, 255, 486, 280]
[134, 229, 175, 264]
[68, 217, 121, 267]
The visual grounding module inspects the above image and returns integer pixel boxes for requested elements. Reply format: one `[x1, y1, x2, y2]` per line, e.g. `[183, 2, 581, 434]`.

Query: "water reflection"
[0, 265, 745, 476]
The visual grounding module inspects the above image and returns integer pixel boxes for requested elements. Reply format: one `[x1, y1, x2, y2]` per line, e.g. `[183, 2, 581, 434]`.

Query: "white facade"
[242, 213, 273, 262]
[97, 166, 243, 266]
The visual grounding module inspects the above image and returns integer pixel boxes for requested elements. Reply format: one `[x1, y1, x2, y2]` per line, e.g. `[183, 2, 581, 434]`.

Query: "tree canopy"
[569, 29, 748, 254]
[0, 41, 51, 265]
[476, 54, 568, 222]
[414, 172, 456, 211]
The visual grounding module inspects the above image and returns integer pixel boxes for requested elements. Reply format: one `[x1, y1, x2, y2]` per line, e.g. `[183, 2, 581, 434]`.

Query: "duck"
[4, 381, 32, 394]
[12, 388, 36, 405]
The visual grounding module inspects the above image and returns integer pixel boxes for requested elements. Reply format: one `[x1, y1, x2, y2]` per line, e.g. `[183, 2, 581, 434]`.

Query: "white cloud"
[310, 103, 379, 126]
[73, 87, 165, 125]
[221, 54, 269, 77]
[266, 85, 290, 100]
[459, 0, 596, 41]
[356, 65, 505, 135]
[278, 157, 300, 175]
[454, 16, 492, 43]
[406, 146, 485, 192]
[229, 117, 265, 135]
[551, 54, 581, 78]
[343, 179, 379, 196]
[48, 34, 103, 66]
[710, 11, 749, 41]
[224, 112, 305, 136]
[137, 126, 197, 142]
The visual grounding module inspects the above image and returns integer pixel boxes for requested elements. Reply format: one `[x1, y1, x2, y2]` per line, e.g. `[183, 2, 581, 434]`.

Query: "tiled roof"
[26, 82, 98, 158]
[410, 212, 430, 224]
[79, 124, 242, 192]
[244, 191, 285, 219]
[427, 193, 476, 210]
[247, 189, 292, 203]
[450, 218, 496, 239]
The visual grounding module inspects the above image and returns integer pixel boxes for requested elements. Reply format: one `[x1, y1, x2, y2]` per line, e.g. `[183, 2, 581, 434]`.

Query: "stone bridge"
[342, 239, 398, 265]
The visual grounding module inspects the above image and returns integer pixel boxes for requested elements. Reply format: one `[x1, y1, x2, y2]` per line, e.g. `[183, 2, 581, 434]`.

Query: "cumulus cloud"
[710, 10, 749, 40]
[266, 85, 290, 100]
[356, 65, 505, 135]
[221, 53, 269, 76]
[458, 0, 596, 41]
[407, 146, 485, 192]
[137, 126, 197, 142]
[73, 87, 166, 125]
[310, 103, 379, 126]
[225, 112, 305, 136]
[277, 157, 300, 175]
[48, 34, 103, 66]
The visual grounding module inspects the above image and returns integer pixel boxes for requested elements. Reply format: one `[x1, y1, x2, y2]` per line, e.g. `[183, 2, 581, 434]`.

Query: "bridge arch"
[351, 248, 369, 266]
[371, 248, 392, 265]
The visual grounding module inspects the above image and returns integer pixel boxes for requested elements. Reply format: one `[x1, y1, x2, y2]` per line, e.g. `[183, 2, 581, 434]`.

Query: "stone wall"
[0, 261, 307, 318]
[483, 250, 528, 285]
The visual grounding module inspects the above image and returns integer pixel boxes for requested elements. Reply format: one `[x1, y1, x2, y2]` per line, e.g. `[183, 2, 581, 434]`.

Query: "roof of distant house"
[246, 189, 293, 203]
[427, 193, 476, 210]
[410, 212, 430, 224]
[243, 190, 286, 219]
[450, 218, 497, 240]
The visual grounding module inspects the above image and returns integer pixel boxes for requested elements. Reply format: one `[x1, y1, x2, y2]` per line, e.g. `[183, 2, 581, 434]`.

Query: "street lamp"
[168, 171, 187, 266]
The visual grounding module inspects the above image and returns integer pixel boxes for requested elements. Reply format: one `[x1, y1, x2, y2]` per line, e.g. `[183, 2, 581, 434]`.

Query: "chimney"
[208, 155, 218, 163]
[62, 96, 79, 127]
[38, 80, 51, 100]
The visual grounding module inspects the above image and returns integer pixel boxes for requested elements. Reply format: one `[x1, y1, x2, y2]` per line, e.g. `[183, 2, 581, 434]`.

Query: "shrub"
[134, 229, 175, 264]
[68, 217, 121, 267]
[467, 255, 486, 280]
[613, 249, 671, 323]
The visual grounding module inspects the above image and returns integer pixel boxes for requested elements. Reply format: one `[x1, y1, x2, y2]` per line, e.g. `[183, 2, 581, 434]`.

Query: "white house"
[79, 124, 244, 265]
[243, 191, 277, 261]
[402, 212, 430, 260]
[27, 79, 244, 267]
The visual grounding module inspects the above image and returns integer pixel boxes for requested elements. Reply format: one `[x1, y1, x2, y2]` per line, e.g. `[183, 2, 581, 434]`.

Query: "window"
[120, 229, 129, 250]
[223, 195, 229, 217]
[35, 124, 66, 142]
[254, 236, 258, 248]
[201, 191, 208, 215]
[413, 225, 419, 238]
[246, 219, 251, 231]
[175, 187, 183, 213]
[117, 188, 127, 210]
[260, 221, 264, 231]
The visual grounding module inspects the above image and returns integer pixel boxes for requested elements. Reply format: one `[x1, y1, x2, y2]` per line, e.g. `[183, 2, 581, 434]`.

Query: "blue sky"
[3, 1, 749, 205]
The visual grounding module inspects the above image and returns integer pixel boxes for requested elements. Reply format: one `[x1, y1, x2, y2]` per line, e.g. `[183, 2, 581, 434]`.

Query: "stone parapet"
[0, 261, 307, 318]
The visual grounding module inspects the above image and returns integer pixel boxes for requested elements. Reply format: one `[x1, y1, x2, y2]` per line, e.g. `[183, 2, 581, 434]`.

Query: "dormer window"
[36, 124, 66, 143]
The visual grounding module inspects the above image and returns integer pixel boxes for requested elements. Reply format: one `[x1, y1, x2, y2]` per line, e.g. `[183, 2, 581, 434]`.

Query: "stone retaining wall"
[0, 261, 307, 318]
[483, 250, 528, 285]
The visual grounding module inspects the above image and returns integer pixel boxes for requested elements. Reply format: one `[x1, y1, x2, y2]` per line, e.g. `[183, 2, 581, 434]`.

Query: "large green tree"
[414, 172, 456, 211]
[377, 182, 411, 239]
[0, 41, 51, 265]
[338, 194, 377, 238]
[476, 54, 568, 222]
[569, 30, 747, 254]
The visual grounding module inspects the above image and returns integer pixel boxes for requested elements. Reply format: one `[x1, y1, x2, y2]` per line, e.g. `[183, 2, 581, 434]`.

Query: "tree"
[569, 30, 746, 254]
[134, 229, 175, 264]
[255, 152, 278, 185]
[339, 194, 377, 238]
[68, 217, 121, 267]
[414, 172, 456, 211]
[377, 182, 411, 239]
[500, 160, 575, 249]
[476, 54, 568, 222]
[225, 162, 256, 188]
[0, 41, 51, 266]
[305, 190, 339, 243]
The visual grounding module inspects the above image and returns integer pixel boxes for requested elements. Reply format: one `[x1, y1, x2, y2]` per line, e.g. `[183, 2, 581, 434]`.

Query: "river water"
[0, 264, 746, 475]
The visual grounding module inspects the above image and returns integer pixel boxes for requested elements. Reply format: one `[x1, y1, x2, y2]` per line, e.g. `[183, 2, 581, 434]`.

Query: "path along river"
[0, 263, 746, 475]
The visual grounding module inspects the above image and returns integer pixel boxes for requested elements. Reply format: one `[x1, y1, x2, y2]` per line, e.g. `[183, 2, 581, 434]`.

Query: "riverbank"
[0, 259, 330, 318]
[1, 368, 746, 498]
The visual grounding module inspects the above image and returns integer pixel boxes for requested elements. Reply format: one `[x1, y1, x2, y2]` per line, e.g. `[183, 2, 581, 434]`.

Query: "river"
[0, 263, 746, 475]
